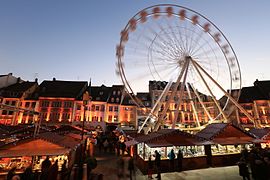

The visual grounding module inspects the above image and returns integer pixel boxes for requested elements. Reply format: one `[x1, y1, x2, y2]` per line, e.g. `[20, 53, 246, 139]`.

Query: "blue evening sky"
[0, 0, 269, 88]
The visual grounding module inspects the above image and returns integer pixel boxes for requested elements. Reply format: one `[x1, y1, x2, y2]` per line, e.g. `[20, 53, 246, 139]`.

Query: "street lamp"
[81, 91, 90, 140]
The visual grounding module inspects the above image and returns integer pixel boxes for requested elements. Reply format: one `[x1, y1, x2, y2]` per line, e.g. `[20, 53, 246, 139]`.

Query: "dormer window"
[99, 91, 103, 95]
[113, 91, 116, 95]
[111, 98, 114, 102]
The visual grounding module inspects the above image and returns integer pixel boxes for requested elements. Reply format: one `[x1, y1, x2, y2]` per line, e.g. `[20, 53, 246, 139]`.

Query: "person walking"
[177, 149, 183, 172]
[237, 158, 250, 180]
[147, 156, 153, 179]
[40, 156, 51, 180]
[154, 150, 161, 179]
[168, 149, 176, 171]
[48, 160, 59, 180]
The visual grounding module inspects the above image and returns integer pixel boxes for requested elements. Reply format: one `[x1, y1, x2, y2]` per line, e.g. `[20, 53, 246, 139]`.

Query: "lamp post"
[78, 91, 90, 179]
[81, 91, 90, 140]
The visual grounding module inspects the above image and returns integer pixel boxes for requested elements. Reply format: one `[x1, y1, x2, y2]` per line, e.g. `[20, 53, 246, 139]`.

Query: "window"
[2, 110, 7, 115]
[77, 105, 81, 110]
[130, 114, 134, 118]
[99, 91, 103, 95]
[113, 91, 116, 95]
[8, 111, 13, 115]
[116, 98, 120, 103]
[117, 91, 121, 95]
[101, 105, 105, 111]
[52, 101, 62, 107]
[11, 101, 16, 106]
[64, 101, 72, 108]
[31, 102, 36, 108]
[113, 115, 118, 121]
[114, 106, 118, 112]
[100, 117, 103, 121]
[109, 106, 113, 112]
[108, 115, 112, 122]
[5, 101, 10, 105]
[25, 102, 30, 107]
[111, 98, 114, 102]
[95, 106, 100, 111]
[91, 105, 95, 111]
[41, 101, 49, 107]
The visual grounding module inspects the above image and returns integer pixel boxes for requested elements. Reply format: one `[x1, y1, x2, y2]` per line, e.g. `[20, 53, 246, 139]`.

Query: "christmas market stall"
[129, 129, 206, 174]
[195, 123, 256, 167]
[0, 132, 81, 175]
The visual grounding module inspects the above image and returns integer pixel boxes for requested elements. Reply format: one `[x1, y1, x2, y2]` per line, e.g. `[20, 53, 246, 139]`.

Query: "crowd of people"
[147, 149, 183, 179]
[7, 157, 69, 180]
[237, 146, 270, 180]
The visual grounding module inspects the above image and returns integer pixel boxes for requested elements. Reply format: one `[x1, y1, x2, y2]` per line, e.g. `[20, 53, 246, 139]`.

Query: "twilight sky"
[0, 0, 269, 90]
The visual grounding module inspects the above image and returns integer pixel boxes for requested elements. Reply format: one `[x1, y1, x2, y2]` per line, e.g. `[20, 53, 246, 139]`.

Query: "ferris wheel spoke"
[163, 17, 187, 56]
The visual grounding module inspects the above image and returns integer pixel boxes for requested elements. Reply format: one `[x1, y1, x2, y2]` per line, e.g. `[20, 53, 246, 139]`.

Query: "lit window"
[109, 106, 113, 112]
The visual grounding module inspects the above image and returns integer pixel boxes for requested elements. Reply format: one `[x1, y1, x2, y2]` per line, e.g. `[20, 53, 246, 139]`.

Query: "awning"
[146, 139, 173, 148]
[124, 139, 139, 147]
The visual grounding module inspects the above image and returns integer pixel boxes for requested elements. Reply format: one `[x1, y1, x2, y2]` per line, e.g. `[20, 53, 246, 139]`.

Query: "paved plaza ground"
[91, 149, 242, 180]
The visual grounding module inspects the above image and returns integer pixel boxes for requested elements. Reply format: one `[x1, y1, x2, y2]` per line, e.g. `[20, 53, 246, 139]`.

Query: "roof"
[38, 132, 81, 149]
[196, 123, 255, 144]
[238, 86, 265, 103]
[0, 139, 70, 157]
[131, 129, 203, 147]
[145, 130, 203, 147]
[196, 123, 228, 140]
[249, 128, 270, 140]
[90, 84, 124, 104]
[38, 80, 88, 99]
[90, 85, 111, 102]
[238, 80, 270, 103]
[0, 81, 37, 98]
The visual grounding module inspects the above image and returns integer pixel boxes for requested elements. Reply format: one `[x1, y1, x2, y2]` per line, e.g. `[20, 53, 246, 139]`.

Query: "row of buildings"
[0, 73, 270, 129]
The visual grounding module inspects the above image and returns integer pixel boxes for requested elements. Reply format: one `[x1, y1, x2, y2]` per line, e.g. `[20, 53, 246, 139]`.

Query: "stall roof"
[196, 123, 255, 140]
[212, 137, 254, 145]
[146, 139, 173, 148]
[145, 130, 203, 147]
[38, 132, 81, 149]
[249, 128, 270, 140]
[0, 139, 70, 158]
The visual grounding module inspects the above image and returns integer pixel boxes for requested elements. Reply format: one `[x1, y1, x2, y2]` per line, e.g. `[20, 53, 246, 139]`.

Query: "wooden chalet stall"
[196, 123, 256, 167]
[126, 129, 207, 174]
[0, 132, 81, 174]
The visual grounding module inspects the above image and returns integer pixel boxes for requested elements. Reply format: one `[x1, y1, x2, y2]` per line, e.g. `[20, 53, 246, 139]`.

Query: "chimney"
[35, 78, 38, 83]
[53, 77, 56, 81]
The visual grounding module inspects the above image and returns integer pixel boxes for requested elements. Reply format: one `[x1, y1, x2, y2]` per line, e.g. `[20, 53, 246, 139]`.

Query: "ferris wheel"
[116, 4, 254, 133]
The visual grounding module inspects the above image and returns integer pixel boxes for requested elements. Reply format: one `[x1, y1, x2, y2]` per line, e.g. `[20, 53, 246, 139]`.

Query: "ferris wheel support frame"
[152, 59, 190, 132]
[171, 58, 190, 129]
[190, 84, 214, 123]
[191, 59, 258, 128]
[138, 80, 173, 133]
[191, 59, 228, 122]
[185, 82, 200, 127]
